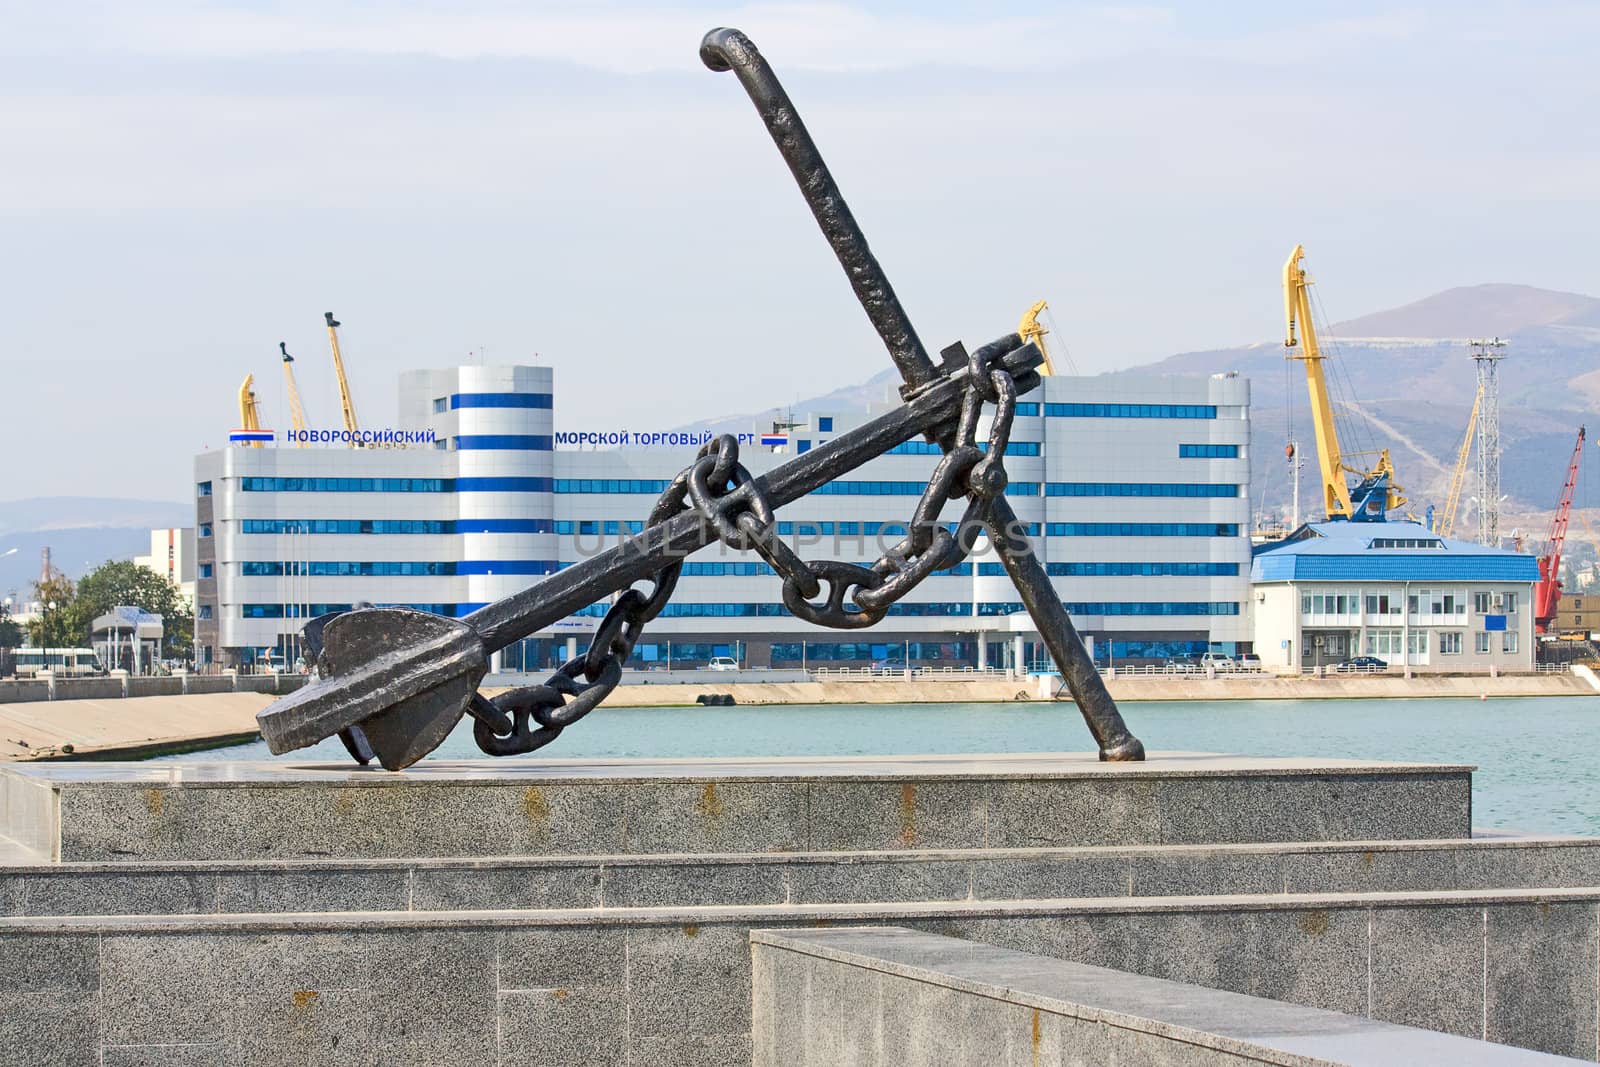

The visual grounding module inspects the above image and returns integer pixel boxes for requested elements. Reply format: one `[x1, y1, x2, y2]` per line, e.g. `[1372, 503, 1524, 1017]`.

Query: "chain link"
[470, 360, 1019, 756]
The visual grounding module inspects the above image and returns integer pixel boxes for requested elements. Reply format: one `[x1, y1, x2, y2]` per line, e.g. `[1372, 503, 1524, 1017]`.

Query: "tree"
[72, 560, 194, 662]
[0, 600, 21, 650]
[26, 573, 78, 649]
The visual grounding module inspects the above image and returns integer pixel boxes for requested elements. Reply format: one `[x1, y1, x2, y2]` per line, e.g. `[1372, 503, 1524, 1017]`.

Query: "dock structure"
[1, 752, 1598, 1063]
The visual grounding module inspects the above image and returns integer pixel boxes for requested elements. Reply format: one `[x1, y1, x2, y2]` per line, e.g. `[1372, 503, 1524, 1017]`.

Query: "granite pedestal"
[0, 752, 1593, 1066]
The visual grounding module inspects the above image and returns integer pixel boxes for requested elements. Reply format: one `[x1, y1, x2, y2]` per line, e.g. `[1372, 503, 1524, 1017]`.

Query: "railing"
[1535, 663, 1572, 674]
[811, 666, 1013, 681]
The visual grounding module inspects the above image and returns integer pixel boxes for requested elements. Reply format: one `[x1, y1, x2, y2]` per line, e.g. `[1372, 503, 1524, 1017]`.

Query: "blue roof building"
[1250, 521, 1538, 672]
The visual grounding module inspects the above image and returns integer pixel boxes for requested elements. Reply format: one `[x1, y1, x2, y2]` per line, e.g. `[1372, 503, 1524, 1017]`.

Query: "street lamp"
[42, 599, 57, 674]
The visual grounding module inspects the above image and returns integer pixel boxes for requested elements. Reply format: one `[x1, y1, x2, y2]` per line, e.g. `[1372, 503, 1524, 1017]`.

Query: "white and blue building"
[1250, 521, 1540, 671]
[194, 365, 1254, 671]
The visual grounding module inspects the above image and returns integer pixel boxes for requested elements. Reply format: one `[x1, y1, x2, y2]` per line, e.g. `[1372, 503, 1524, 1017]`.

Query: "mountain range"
[717, 283, 1600, 537]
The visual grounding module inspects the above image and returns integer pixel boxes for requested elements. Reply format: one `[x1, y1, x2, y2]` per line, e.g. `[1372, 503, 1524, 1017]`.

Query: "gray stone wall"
[3, 891, 1599, 1064]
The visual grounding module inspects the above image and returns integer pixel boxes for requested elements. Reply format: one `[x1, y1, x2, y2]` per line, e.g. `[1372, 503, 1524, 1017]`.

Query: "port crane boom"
[1018, 301, 1056, 376]
[1534, 425, 1585, 634]
[1282, 245, 1404, 522]
[280, 343, 309, 447]
[1438, 386, 1481, 538]
[237, 375, 264, 448]
[325, 312, 360, 440]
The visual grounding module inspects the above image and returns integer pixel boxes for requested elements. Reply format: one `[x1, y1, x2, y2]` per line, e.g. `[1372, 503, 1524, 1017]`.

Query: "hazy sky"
[3, 1, 1597, 501]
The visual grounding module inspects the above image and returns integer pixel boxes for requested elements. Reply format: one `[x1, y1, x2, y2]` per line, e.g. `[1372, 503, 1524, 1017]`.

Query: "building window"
[432, 397, 447, 413]
[818, 417, 833, 432]
[797, 440, 812, 453]
[1045, 483, 1238, 498]
[1439, 632, 1463, 655]
[1178, 444, 1239, 458]
[452, 434, 553, 451]
[1503, 592, 1519, 614]
[1049, 523, 1238, 538]
[196, 481, 212, 496]
[1473, 591, 1492, 614]
[198, 523, 213, 537]
[1366, 629, 1402, 656]
[1044, 562, 1239, 577]
[450, 393, 554, 409]
[1475, 632, 1492, 653]
[1044, 403, 1216, 419]
[1407, 630, 1429, 656]
[198, 605, 213, 620]
[1014, 402, 1040, 416]
[1364, 593, 1401, 615]
[198, 564, 213, 579]
[1503, 632, 1519, 654]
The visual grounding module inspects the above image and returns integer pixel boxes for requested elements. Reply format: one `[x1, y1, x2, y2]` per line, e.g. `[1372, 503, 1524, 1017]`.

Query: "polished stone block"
[752, 926, 1587, 1066]
[0, 753, 1477, 862]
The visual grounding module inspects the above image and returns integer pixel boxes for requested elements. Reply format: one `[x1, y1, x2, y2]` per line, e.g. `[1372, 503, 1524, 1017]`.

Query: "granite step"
[4, 835, 1596, 917]
[0, 753, 1474, 862]
[5, 885, 1600, 1065]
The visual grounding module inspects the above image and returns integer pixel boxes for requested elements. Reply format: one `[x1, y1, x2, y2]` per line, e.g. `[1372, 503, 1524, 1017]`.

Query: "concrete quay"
[0, 752, 1596, 1065]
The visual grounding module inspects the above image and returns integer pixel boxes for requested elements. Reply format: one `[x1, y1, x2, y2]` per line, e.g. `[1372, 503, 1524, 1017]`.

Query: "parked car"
[1238, 653, 1262, 670]
[707, 656, 740, 671]
[1200, 652, 1238, 671]
[1333, 656, 1388, 672]
[1163, 655, 1202, 673]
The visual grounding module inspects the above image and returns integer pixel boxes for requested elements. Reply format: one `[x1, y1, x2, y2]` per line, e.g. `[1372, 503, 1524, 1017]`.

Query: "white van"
[707, 656, 740, 671]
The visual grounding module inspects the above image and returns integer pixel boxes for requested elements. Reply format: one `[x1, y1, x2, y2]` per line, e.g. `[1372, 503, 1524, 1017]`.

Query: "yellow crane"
[1436, 386, 1481, 538]
[1283, 245, 1405, 521]
[325, 312, 360, 441]
[237, 374, 264, 448]
[279, 343, 309, 447]
[1018, 300, 1057, 376]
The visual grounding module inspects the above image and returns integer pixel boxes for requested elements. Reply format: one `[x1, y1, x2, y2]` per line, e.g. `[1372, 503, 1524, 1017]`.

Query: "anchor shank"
[700, 28, 938, 393]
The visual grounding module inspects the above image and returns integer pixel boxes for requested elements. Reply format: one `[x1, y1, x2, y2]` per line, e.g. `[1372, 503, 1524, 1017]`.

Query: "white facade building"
[1251, 521, 1539, 672]
[195, 365, 1253, 672]
[133, 527, 196, 608]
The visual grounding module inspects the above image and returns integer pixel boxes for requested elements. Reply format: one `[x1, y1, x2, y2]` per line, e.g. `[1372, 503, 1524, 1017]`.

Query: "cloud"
[15, 3, 1178, 73]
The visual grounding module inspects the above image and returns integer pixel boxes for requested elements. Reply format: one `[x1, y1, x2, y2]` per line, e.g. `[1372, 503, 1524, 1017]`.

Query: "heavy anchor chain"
[253, 26, 1145, 770]
[469, 345, 1012, 755]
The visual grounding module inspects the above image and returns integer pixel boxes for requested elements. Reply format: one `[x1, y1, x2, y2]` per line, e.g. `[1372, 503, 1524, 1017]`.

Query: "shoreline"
[0, 674, 1592, 763]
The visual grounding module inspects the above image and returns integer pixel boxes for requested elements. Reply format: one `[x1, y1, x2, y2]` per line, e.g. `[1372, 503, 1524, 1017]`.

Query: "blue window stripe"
[1178, 443, 1239, 458]
[980, 601, 1239, 617]
[885, 441, 1042, 457]
[454, 560, 561, 575]
[240, 518, 555, 535]
[1045, 403, 1216, 419]
[240, 477, 451, 493]
[573, 601, 982, 619]
[242, 603, 476, 619]
[555, 479, 672, 494]
[450, 393, 553, 409]
[455, 519, 557, 534]
[455, 477, 554, 492]
[1047, 523, 1240, 537]
[454, 434, 553, 450]
[1044, 562, 1239, 577]
[1014, 402, 1040, 416]
[1045, 483, 1237, 498]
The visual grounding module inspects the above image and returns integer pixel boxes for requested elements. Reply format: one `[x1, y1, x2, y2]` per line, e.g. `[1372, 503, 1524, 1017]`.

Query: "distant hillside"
[710, 284, 1600, 531]
[0, 497, 189, 600]
[1128, 284, 1600, 523]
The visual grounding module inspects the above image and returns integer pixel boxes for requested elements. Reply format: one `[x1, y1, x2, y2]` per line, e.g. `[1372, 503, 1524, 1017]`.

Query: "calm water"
[168, 696, 1600, 836]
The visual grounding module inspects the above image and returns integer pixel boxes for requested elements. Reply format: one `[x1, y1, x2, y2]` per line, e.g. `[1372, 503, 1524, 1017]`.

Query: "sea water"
[163, 696, 1600, 836]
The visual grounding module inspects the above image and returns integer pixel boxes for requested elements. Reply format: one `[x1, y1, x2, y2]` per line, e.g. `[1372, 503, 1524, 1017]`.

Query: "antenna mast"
[1470, 337, 1507, 546]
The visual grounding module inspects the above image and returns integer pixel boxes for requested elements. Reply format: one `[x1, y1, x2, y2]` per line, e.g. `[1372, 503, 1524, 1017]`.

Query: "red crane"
[1535, 425, 1586, 634]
